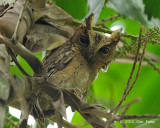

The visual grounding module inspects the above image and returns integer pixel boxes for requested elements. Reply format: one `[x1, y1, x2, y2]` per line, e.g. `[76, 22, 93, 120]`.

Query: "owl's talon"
[73, 88, 83, 98]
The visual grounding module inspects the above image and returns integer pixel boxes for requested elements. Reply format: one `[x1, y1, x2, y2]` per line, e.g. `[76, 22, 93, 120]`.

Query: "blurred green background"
[8, 0, 160, 128]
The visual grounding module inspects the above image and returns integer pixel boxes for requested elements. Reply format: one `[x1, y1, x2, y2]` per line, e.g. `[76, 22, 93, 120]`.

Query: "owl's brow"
[95, 33, 102, 44]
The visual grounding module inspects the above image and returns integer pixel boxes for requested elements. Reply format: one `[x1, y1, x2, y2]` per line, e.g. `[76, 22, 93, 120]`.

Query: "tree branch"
[123, 115, 160, 119]
[111, 25, 148, 114]
[0, 34, 45, 76]
[49, 117, 79, 128]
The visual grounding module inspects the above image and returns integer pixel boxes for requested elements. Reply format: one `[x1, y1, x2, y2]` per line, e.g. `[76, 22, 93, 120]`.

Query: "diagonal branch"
[121, 98, 141, 118]
[97, 14, 121, 26]
[0, 34, 45, 76]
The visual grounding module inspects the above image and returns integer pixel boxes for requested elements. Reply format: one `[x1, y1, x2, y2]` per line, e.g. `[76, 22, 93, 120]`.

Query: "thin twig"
[123, 115, 160, 119]
[113, 51, 160, 65]
[110, 26, 143, 114]
[126, 26, 148, 97]
[105, 99, 140, 127]
[66, 20, 138, 40]
[7, 47, 31, 76]
[11, 0, 28, 44]
[121, 98, 141, 118]
[120, 120, 128, 128]
[97, 14, 121, 26]
[144, 57, 160, 74]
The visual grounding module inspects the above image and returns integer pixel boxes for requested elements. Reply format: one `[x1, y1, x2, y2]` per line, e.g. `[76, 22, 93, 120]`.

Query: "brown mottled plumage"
[42, 14, 122, 95]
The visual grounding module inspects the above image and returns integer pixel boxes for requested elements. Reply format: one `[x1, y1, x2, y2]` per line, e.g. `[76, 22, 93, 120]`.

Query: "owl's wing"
[42, 44, 75, 79]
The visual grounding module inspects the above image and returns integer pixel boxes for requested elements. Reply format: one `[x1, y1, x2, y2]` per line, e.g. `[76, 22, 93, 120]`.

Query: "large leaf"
[86, 0, 105, 24]
[143, 0, 160, 20]
[54, 0, 88, 20]
[107, 0, 148, 26]
[107, 0, 160, 28]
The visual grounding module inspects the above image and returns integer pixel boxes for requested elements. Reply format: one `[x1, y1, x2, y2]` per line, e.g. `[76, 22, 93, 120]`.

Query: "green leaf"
[54, 0, 88, 20]
[10, 56, 33, 77]
[71, 111, 92, 128]
[45, 119, 54, 127]
[143, 0, 160, 20]
[10, 53, 42, 77]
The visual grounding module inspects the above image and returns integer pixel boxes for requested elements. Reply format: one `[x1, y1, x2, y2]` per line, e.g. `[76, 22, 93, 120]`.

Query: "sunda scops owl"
[42, 14, 122, 95]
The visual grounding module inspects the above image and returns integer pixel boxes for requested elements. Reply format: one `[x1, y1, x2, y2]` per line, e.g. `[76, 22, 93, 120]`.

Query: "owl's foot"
[73, 88, 83, 98]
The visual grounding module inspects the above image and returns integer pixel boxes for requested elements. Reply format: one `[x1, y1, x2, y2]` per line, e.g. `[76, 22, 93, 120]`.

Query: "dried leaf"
[0, 0, 33, 43]
[52, 91, 66, 128]
[0, 74, 10, 101]
[33, 79, 109, 128]
[52, 91, 66, 119]
[25, 33, 67, 53]
[33, 4, 73, 23]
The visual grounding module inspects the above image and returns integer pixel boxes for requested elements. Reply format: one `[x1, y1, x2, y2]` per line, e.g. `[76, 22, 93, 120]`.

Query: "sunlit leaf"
[0, 0, 15, 5]
[107, 0, 160, 28]
[86, 0, 105, 24]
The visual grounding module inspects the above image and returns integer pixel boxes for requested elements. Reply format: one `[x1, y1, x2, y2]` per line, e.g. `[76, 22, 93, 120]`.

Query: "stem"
[11, 0, 28, 44]
[97, 14, 121, 25]
[66, 20, 138, 40]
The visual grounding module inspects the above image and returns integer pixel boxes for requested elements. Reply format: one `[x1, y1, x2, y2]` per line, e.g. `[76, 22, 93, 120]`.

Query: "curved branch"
[0, 34, 45, 76]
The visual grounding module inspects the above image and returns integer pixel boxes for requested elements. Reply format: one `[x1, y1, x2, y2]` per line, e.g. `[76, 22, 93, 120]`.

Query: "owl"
[42, 14, 122, 95]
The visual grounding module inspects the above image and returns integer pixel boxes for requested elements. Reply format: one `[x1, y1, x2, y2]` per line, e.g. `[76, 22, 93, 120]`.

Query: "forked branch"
[111, 25, 148, 114]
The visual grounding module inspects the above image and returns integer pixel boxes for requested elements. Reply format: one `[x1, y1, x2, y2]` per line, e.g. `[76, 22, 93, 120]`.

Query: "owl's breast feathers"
[42, 44, 97, 93]
[42, 44, 75, 79]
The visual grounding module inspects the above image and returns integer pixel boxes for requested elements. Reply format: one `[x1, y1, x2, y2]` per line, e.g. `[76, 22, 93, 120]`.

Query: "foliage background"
[6, 0, 160, 128]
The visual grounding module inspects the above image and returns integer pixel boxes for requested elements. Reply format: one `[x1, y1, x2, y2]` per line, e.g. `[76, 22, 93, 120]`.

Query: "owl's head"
[70, 14, 122, 70]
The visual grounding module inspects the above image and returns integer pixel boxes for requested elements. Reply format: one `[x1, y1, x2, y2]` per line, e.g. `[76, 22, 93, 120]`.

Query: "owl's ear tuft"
[85, 13, 94, 30]
[109, 28, 123, 46]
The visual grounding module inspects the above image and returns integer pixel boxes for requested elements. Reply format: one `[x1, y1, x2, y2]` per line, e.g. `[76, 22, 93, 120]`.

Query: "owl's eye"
[80, 35, 89, 46]
[99, 46, 109, 54]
